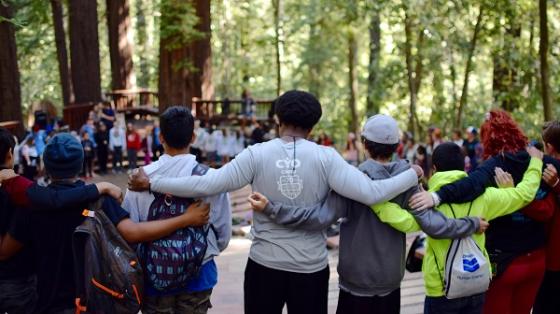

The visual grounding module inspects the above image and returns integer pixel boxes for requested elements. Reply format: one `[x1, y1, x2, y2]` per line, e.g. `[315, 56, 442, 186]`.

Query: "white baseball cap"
[361, 114, 400, 145]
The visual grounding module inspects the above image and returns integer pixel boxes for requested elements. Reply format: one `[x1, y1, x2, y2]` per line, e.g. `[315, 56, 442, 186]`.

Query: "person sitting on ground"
[128, 90, 422, 314]
[0, 133, 211, 314]
[122, 107, 231, 314]
[247, 114, 487, 314]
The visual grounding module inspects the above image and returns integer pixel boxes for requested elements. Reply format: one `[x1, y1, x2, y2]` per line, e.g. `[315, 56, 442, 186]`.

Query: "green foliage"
[8, 0, 559, 144]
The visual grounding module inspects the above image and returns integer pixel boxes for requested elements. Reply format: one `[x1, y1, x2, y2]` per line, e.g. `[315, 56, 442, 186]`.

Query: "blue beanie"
[43, 133, 84, 179]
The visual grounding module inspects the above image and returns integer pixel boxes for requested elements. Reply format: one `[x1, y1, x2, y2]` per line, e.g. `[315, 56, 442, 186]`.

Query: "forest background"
[1, 0, 559, 145]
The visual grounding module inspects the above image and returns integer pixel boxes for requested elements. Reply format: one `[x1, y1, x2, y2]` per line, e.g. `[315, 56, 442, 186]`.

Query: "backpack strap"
[192, 163, 210, 176]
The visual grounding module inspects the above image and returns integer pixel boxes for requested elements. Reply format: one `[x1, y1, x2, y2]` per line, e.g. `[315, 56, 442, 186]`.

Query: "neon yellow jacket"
[371, 157, 543, 297]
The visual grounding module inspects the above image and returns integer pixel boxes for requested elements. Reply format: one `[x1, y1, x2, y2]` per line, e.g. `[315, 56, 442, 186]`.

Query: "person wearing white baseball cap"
[245, 113, 485, 314]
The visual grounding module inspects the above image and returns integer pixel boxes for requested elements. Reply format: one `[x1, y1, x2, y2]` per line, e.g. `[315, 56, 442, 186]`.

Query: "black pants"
[83, 156, 93, 176]
[244, 258, 329, 314]
[127, 148, 137, 169]
[97, 146, 108, 173]
[424, 293, 485, 314]
[336, 288, 400, 314]
[112, 146, 123, 171]
[533, 270, 560, 314]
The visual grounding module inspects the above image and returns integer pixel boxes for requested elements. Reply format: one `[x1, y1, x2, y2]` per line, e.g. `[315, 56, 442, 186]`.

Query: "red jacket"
[126, 132, 142, 151]
[2, 176, 33, 207]
[523, 183, 560, 271]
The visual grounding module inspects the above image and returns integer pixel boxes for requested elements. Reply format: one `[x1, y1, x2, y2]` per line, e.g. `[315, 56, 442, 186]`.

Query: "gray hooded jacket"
[264, 159, 480, 296]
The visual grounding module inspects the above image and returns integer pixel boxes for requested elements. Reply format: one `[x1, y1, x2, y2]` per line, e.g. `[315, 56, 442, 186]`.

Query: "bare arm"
[117, 201, 210, 243]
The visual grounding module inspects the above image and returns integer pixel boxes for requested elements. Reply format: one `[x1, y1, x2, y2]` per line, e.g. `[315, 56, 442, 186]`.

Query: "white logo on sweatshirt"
[276, 158, 303, 200]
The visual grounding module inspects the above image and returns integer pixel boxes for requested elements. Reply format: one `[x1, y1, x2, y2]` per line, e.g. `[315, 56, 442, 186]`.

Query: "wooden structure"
[0, 120, 22, 137]
[191, 98, 274, 125]
[105, 88, 159, 115]
[63, 102, 102, 131]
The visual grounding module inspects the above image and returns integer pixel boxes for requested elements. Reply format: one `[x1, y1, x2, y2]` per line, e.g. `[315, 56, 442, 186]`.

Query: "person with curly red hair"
[409, 109, 560, 314]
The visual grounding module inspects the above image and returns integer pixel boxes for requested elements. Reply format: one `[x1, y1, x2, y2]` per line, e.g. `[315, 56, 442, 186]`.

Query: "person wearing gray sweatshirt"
[128, 91, 422, 314]
[249, 115, 485, 314]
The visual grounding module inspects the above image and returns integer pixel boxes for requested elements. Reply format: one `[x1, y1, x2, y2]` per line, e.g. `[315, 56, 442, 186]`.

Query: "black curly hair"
[274, 90, 322, 130]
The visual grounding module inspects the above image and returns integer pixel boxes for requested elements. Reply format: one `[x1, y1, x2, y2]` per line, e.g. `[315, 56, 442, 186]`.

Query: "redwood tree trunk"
[158, 0, 213, 113]
[69, 0, 102, 103]
[348, 31, 359, 137]
[539, 0, 552, 121]
[0, 3, 23, 128]
[366, 10, 381, 116]
[106, 0, 134, 91]
[50, 0, 74, 107]
[273, 0, 283, 97]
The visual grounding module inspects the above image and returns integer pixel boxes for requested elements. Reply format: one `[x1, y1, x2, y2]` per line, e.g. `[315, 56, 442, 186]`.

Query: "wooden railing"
[105, 88, 159, 115]
[0, 120, 23, 137]
[192, 98, 274, 123]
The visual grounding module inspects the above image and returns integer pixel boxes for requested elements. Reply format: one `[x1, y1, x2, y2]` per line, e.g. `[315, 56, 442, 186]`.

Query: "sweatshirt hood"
[428, 170, 468, 192]
[359, 159, 410, 180]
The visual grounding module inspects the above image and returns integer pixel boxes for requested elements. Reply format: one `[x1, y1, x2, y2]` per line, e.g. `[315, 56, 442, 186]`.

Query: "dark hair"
[543, 120, 560, 153]
[0, 128, 15, 166]
[364, 139, 398, 160]
[274, 90, 322, 130]
[159, 106, 194, 149]
[453, 129, 462, 137]
[432, 142, 465, 172]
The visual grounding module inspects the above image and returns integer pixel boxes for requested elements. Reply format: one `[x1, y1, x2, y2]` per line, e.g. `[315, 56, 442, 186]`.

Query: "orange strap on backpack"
[75, 298, 87, 314]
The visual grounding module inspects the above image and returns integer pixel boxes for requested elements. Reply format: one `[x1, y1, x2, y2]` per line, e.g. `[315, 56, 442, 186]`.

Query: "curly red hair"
[480, 109, 528, 160]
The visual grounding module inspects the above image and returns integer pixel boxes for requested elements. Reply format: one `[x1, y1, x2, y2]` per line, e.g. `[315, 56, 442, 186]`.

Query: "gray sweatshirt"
[122, 154, 231, 264]
[264, 159, 480, 296]
[150, 138, 418, 273]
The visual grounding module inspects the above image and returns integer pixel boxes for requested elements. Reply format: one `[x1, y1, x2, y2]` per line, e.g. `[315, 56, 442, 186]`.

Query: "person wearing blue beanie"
[43, 133, 84, 179]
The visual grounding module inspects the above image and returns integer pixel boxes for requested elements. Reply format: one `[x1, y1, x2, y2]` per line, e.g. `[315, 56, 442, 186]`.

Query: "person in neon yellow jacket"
[372, 142, 543, 313]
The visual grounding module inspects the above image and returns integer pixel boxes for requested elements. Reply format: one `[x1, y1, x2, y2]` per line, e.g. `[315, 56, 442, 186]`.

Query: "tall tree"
[106, 0, 134, 91]
[455, 6, 484, 128]
[404, 7, 425, 138]
[539, 0, 552, 121]
[158, 0, 212, 112]
[272, 0, 283, 96]
[69, 0, 102, 103]
[366, 6, 381, 116]
[50, 0, 73, 107]
[0, 2, 23, 125]
[345, 0, 359, 137]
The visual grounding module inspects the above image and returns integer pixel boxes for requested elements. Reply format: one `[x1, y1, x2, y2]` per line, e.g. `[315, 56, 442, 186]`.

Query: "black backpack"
[72, 197, 143, 314]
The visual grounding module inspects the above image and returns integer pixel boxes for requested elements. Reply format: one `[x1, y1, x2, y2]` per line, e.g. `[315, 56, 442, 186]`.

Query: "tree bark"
[404, 9, 423, 138]
[106, 0, 134, 91]
[69, 0, 102, 103]
[273, 0, 283, 97]
[158, 0, 213, 113]
[348, 31, 359, 137]
[455, 7, 484, 128]
[135, 0, 148, 87]
[50, 0, 74, 107]
[539, 0, 552, 122]
[0, 2, 23, 128]
[366, 11, 381, 116]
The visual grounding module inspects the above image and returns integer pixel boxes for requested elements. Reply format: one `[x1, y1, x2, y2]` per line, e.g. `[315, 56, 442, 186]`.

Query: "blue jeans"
[424, 293, 485, 314]
[0, 276, 37, 314]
